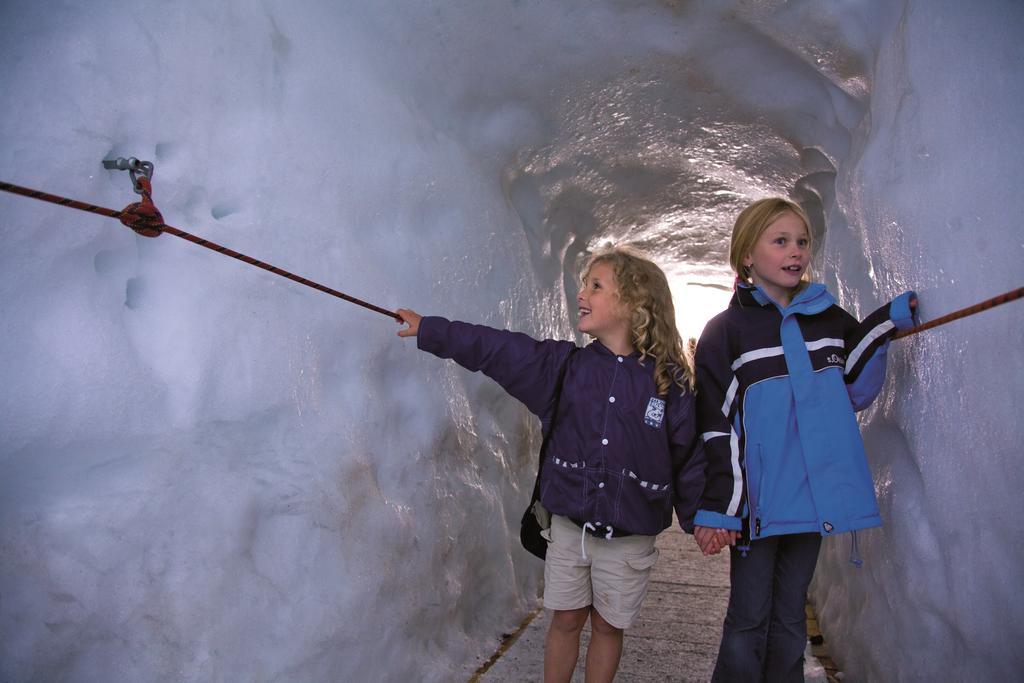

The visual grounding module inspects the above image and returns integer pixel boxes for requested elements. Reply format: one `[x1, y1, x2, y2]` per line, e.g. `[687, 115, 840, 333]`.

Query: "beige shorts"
[543, 515, 659, 629]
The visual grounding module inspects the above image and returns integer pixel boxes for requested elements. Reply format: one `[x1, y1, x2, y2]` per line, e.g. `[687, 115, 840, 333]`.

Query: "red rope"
[894, 287, 1023, 339]
[4, 177, 1019, 334]
[0, 179, 402, 321]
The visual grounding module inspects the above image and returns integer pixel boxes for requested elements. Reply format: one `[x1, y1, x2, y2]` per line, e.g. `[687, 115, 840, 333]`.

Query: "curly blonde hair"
[580, 246, 694, 395]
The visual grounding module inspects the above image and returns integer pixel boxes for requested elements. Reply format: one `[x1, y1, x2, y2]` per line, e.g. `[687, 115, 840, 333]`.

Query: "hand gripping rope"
[0, 161, 1020, 330]
[0, 158, 403, 321]
[893, 287, 1023, 339]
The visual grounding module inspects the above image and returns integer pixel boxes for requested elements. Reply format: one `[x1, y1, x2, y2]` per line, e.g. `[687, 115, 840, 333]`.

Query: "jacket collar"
[732, 282, 834, 316]
[589, 338, 643, 361]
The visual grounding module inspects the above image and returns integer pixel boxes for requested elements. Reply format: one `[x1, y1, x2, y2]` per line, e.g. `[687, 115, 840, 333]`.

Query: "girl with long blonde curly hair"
[396, 245, 701, 682]
[579, 246, 694, 396]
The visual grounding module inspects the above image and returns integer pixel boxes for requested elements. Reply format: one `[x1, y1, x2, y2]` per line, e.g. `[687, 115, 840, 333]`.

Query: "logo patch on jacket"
[825, 353, 846, 367]
[644, 397, 665, 428]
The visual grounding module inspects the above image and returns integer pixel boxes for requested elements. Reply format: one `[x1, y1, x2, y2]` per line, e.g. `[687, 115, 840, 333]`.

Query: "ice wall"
[1, 1, 1021, 681]
[0, 3, 562, 680]
[809, 2, 1024, 681]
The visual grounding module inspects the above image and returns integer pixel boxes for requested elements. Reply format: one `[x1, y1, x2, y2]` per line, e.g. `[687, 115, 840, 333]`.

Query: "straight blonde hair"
[580, 246, 694, 395]
[729, 197, 814, 285]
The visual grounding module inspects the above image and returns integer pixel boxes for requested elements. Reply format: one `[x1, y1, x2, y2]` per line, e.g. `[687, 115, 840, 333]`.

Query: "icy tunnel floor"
[468, 524, 830, 682]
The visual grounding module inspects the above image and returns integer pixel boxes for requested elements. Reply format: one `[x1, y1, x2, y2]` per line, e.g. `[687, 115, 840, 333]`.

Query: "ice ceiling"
[362, 0, 867, 338]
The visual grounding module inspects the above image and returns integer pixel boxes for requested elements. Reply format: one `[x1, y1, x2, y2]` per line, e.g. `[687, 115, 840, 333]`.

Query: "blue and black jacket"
[693, 283, 916, 540]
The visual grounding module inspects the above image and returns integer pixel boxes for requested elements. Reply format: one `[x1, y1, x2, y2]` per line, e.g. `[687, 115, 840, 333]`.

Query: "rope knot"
[118, 176, 164, 238]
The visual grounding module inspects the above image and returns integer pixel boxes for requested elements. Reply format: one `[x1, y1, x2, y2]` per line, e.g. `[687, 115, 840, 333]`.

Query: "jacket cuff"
[416, 316, 450, 354]
[890, 291, 917, 331]
[694, 509, 743, 531]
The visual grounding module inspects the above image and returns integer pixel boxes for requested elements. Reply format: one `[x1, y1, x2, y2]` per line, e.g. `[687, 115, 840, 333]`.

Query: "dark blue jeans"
[711, 533, 822, 683]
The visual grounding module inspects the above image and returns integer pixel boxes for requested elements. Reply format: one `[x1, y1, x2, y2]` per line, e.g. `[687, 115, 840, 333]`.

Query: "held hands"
[693, 525, 740, 556]
[396, 308, 422, 337]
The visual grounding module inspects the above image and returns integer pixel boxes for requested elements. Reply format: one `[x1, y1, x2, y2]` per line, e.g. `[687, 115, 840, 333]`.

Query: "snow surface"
[1, 1, 1021, 681]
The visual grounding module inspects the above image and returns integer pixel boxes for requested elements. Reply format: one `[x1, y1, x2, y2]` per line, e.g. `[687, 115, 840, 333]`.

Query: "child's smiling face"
[577, 261, 631, 346]
[743, 211, 810, 306]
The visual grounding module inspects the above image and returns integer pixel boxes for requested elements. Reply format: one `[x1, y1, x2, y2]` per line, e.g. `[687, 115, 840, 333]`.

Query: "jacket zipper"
[751, 444, 764, 538]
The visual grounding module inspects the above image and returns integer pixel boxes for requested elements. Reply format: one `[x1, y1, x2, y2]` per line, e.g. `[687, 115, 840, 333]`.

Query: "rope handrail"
[895, 287, 1023, 339]
[2, 173, 1020, 334]
[0, 178, 401, 321]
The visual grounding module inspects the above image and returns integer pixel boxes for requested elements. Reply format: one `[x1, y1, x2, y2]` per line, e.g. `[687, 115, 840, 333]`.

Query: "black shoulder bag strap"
[519, 345, 578, 560]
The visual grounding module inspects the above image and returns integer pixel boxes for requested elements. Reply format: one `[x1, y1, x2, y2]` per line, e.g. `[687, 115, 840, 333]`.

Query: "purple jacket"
[418, 316, 703, 535]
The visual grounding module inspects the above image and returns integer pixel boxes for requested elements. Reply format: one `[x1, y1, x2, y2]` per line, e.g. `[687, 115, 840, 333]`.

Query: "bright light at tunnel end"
[669, 274, 734, 345]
